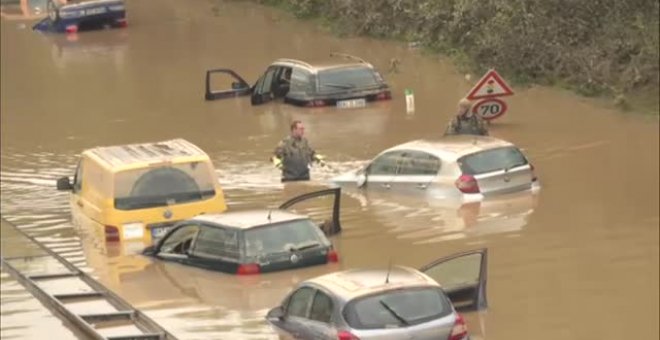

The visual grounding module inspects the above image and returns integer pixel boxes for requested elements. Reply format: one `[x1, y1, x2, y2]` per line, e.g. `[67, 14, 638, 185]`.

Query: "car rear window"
[318, 67, 381, 92]
[458, 146, 528, 175]
[343, 287, 452, 329]
[114, 162, 216, 210]
[243, 219, 330, 257]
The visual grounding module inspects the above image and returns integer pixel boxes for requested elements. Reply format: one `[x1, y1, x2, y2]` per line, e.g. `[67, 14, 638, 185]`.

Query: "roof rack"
[329, 52, 367, 64]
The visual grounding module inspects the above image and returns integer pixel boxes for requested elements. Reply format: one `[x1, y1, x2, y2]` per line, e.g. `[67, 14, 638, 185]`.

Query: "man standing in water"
[272, 120, 325, 182]
[444, 98, 489, 136]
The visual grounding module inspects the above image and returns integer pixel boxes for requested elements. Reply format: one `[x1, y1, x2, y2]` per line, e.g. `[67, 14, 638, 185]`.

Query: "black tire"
[47, 0, 60, 23]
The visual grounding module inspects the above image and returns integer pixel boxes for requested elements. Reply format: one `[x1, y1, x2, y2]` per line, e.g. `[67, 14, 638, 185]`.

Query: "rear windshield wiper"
[322, 83, 355, 89]
[379, 300, 409, 326]
[504, 162, 528, 172]
[290, 241, 321, 252]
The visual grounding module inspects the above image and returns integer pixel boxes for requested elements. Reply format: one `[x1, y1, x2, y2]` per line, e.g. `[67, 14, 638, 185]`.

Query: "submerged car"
[204, 53, 391, 108]
[33, 0, 127, 33]
[143, 188, 342, 275]
[332, 135, 540, 201]
[56, 138, 227, 244]
[266, 249, 487, 340]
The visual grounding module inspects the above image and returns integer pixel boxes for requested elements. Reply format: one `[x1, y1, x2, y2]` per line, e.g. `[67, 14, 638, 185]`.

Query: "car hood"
[330, 170, 359, 185]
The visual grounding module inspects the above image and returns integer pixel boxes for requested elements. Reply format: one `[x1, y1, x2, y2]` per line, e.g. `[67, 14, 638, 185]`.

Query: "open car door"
[419, 248, 488, 311]
[278, 187, 342, 236]
[204, 68, 252, 100]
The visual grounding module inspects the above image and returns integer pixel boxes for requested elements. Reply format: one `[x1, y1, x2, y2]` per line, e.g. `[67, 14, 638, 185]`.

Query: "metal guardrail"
[0, 217, 178, 340]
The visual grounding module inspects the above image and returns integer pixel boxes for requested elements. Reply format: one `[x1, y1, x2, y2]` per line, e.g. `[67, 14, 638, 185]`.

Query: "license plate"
[336, 98, 366, 109]
[85, 7, 107, 15]
[151, 226, 171, 239]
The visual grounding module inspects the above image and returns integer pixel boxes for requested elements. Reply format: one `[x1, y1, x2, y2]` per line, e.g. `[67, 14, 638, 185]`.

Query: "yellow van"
[56, 138, 227, 244]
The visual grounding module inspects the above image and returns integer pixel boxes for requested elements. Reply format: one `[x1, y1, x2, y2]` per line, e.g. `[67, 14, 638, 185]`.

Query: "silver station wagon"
[266, 249, 487, 340]
[332, 135, 540, 201]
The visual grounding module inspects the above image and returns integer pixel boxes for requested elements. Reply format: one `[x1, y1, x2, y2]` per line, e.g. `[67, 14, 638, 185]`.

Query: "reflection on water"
[1, 0, 658, 339]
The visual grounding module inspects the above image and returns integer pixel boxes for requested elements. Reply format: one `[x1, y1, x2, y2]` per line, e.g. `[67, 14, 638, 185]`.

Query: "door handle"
[416, 184, 428, 189]
[76, 200, 84, 207]
[381, 183, 391, 189]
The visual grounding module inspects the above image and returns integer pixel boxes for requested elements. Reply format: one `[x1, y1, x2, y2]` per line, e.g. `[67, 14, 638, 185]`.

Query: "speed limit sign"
[472, 98, 508, 121]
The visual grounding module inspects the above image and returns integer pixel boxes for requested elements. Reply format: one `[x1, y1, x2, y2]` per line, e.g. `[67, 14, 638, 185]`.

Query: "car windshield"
[243, 219, 330, 257]
[458, 146, 528, 175]
[343, 287, 452, 329]
[114, 162, 216, 210]
[318, 66, 381, 92]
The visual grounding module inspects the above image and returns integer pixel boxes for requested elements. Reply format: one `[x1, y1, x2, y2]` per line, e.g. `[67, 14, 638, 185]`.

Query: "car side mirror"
[356, 166, 369, 188]
[56, 176, 73, 191]
[232, 81, 247, 90]
[266, 306, 285, 321]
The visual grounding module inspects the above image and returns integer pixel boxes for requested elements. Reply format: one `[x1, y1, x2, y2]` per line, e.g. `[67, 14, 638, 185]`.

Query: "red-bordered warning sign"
[466, 69, 514, 100]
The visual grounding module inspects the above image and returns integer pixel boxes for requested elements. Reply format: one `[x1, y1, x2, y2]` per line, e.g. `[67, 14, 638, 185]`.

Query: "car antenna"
[385, 258, 393, 284]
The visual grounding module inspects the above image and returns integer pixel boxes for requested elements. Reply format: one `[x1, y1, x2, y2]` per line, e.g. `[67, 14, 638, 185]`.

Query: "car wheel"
[47, 0, 59, 22]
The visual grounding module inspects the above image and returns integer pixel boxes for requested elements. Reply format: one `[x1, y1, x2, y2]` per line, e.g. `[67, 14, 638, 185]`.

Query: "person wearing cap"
[271, 120, 325, 182]
[444, 98, 489, 136]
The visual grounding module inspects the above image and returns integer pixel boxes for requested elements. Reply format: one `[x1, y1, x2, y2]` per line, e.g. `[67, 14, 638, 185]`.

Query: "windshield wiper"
[379, 300, 409, 326]
[322, 83, 355, 89]
[290, 241, 321, 252]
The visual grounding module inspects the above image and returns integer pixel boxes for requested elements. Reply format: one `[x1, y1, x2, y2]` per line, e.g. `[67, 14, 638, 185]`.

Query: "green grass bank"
[248, 0, 659, 115]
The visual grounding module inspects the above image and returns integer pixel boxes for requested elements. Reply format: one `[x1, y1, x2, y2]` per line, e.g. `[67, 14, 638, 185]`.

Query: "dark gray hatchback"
[204, 54, 391, 108]
[143, 188, 342, 275]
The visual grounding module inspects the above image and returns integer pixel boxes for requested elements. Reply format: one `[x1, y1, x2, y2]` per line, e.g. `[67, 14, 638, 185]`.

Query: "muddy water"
[1, 0, 658, 339]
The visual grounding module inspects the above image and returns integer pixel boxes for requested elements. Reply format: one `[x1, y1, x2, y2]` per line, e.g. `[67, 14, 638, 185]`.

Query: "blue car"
[33, 0, 126, 33]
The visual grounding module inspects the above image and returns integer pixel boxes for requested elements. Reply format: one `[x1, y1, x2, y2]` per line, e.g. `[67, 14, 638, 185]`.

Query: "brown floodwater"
[1, 0, 658, 339]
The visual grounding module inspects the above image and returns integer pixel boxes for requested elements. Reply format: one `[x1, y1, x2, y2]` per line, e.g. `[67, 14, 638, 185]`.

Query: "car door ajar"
[419, 248, 488, 311]
[149, 224, 201, 265]
[204, 69, 251, 100]
[278, 187, 342, 236]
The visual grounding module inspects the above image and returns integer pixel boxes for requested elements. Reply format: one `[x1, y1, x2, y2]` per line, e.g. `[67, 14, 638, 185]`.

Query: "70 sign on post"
[472, 98, 508, 121]
[465, 69, 514, 121]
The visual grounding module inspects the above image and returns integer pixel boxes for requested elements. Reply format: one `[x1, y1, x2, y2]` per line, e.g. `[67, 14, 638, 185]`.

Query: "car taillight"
[237, 263, 260, 275]
[65, 25, 78, 34]
[376, 91, 391, 100]
[529, 163, 538, 182]
[337, 330, 360, 340]
[448, 313, 468, 340]
[306, 100, 327, 107]
[327, 249, 339, 263]
[116, 18, 128, 28]
[455, 174, 480, 194]
[105, 225, 120, 242]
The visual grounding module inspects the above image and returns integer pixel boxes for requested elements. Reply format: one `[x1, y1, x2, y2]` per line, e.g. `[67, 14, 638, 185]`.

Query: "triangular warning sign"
[466, 69, 514, 100]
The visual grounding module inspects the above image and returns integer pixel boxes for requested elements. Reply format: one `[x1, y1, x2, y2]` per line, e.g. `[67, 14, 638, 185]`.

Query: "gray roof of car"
[272, 58, 375, 73]
[384, 135, 515, 161]
[84, 138, 209, 170]
[192, 209, 308, 230]
[305, 266, 439, 301]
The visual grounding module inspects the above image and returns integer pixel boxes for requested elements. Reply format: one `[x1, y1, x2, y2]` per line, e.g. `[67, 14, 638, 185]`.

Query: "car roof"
[305, 266, 439, 301]
[61, 0, 123, 9]
[272, 58, 374, 73]
[192, 209, 308, 230]
[83, 138, 210, 172]
[384, 135, 516, 161]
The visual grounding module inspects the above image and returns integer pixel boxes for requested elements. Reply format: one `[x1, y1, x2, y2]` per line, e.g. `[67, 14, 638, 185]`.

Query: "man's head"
[457, 98, 472, 116]
[290, 120, 305, 138]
